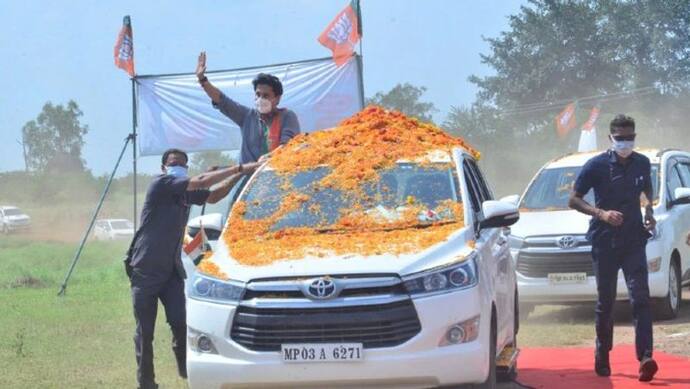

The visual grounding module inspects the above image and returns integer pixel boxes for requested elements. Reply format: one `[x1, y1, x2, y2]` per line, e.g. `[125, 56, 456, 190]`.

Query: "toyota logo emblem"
[305, 278, 338, 300]
[556, 235, 577, 249]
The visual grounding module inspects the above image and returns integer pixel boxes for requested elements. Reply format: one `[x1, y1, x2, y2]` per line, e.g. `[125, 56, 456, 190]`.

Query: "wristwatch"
[238, 163, 243, 173]
[198, 76, 208, 85]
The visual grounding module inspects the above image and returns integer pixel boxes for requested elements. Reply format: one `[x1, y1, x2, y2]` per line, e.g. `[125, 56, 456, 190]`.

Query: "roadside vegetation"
[0, 237, 188, 388]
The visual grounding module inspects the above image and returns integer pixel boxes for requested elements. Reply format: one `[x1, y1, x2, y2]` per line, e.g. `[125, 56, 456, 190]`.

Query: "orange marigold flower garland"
[220, 106, 478, 267]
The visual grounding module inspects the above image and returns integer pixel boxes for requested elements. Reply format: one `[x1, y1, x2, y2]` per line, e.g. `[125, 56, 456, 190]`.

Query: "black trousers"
[131, 273, 187, 389]
[592, 244, 653, 361]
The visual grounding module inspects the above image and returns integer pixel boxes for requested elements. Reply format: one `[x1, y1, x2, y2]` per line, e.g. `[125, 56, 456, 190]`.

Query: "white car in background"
[509, 149, 690, 320]
[0, 205, 31, 233]
[93, 219, 135, 241]
[185, 149, 520, 388]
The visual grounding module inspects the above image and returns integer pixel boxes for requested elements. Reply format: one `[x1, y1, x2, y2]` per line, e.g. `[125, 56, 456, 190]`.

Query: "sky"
[0, 0, 525, 176]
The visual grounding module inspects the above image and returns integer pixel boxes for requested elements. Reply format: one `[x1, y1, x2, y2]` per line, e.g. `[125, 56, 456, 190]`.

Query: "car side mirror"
[672, 187, 690, 206]
[479, 200, 520, 230]
[499, 194, 520, 206]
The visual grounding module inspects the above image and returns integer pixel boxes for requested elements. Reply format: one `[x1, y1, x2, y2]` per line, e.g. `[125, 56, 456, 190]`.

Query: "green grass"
[0, 236, 188, 389]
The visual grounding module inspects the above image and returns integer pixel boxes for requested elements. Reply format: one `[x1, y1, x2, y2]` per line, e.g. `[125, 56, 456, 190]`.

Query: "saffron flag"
[114, 15, 135, 77]
[555, 102, 577, 138]
[581, 106, 600, 132]
[578, 106, 600, 152]
[183, 227, 207, 265]
[318, 0, 361, 66]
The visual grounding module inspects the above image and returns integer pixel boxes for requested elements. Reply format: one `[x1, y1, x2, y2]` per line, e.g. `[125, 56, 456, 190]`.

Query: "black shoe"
[639, 357, 658, 382]
[595, 351, 611, 377]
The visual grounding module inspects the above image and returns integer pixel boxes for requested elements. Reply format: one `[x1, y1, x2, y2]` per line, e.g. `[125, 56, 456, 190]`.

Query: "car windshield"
[110, 220, 133, 230]
[4, 208, 22, 216]
[239, 163, 462, 232]
[520, 165, 660, 210]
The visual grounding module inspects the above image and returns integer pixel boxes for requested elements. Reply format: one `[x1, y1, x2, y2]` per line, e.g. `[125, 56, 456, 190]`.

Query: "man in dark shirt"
[125, 148, 260, 389]
[569, 114, 658, 382]
[195, 51, 301, 163]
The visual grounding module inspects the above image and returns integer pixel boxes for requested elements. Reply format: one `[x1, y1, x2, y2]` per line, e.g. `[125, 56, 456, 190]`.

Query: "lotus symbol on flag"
[118, 35, 133, 61]
[560, 110, 573, 126]
[328, 13, 353, 44]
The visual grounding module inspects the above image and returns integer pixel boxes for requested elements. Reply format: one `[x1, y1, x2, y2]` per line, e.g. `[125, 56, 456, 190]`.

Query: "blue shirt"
[574, 150, 653, 249]
[213, 92, 301, 163]
[129, 175, 210, 284]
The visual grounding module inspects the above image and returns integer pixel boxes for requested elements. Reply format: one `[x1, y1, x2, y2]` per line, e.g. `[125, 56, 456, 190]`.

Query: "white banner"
[135, 56, 363, 156]
[578, 127, 598, 152]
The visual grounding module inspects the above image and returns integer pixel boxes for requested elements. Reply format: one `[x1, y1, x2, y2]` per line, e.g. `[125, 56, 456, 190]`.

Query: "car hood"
[511, 209, 590, 238]
[203, 227, 474, 282]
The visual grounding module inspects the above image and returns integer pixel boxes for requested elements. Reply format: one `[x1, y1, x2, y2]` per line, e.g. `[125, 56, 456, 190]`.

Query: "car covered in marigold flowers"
[186, 107, 521, 388]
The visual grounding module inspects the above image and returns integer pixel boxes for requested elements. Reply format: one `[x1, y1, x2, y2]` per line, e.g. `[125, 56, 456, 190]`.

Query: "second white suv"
[509, 149, 690, 320]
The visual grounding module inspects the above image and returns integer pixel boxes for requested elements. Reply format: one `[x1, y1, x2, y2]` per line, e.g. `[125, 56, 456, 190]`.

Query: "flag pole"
[357, 0, 363, 58]
[131, 77, 138, 231]
[356, 0, 365, 108]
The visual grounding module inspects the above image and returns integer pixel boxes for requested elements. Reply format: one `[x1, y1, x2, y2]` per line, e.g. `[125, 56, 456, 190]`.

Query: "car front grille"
[517, 251, 594, 277]
[230, 275, 421, 352]
[516, 235, 594, 278]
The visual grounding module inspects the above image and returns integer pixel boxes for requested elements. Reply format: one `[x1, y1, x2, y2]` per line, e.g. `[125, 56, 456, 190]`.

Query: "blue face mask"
[612, 139, 635, 158]
[166, 165, 188, 178]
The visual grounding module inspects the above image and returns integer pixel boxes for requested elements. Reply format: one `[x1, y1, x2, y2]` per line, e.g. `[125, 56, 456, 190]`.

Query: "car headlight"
[403, 254, 478, 297]
[188, 272, 244, 305]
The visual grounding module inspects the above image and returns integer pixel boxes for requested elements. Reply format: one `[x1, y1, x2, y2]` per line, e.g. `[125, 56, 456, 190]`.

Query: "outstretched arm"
[187, 161, 261, 191]
[206, 173, 244, 204]
[196, 51, 222, 104]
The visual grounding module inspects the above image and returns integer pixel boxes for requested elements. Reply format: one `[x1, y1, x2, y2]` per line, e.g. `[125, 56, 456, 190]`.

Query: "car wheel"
[653, 259, 681, 321]
[476, 315, 497, 389]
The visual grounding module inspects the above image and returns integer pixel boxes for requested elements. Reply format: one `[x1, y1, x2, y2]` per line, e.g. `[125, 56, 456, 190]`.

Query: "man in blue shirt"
[569, 114, 658, 382]
[125, 148, 260, 389]
[195, 51, 301, 163]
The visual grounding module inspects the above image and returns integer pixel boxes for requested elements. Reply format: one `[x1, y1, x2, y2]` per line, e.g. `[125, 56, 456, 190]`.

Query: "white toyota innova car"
[185, 147, 520, 388]
[509, 149, 690, 320]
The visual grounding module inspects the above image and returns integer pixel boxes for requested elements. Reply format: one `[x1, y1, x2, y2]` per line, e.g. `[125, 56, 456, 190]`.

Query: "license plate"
[281, 343, 363, 363]
[548, 272, 588, 284]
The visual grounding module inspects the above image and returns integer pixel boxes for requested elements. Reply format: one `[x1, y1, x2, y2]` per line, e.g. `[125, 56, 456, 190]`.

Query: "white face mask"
[612, 139, 635, 158]
[166, 165, 188, 178]
[255, 97, 273, 114]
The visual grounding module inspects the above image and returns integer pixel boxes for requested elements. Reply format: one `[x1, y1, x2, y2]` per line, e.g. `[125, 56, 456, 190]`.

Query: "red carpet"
[518, 345, 690, 388]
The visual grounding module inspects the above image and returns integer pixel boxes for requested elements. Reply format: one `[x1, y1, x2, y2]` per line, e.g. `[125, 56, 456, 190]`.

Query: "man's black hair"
[610, 114, 635, 133]
[252, 73, 283, 96]
[161, 148, 188, 165]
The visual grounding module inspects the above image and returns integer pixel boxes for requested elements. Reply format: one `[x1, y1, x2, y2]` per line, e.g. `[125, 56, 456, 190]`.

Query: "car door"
[463, 157, 512, 347]
[672, 158, 690, 281]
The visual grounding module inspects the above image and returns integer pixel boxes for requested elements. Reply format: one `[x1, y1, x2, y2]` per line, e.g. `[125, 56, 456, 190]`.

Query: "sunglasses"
[611, 134, 636, 142]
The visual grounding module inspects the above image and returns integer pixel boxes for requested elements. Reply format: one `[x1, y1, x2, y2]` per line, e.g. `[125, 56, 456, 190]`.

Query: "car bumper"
[517, 243, 668, 303]
[186, 288, 490, 388]
[6, 223, 31, 231]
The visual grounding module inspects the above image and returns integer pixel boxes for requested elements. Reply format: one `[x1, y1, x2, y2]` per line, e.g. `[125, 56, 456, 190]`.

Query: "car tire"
[653, 259, 682, 321]
[476, 315, 497, 389]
